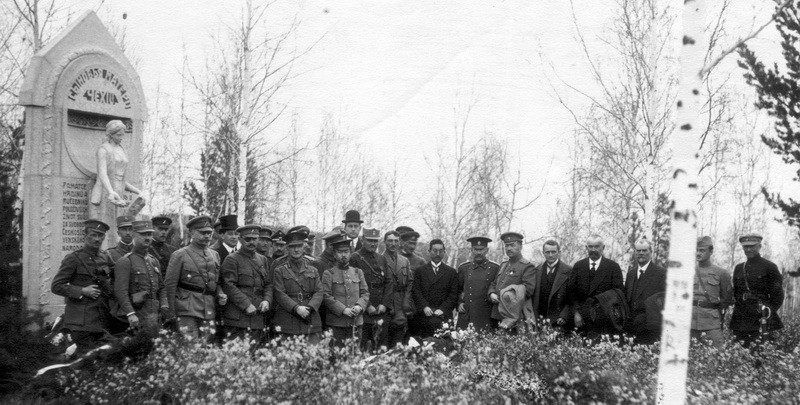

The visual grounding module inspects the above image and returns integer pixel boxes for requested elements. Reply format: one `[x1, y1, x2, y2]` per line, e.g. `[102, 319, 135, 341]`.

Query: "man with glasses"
[566, 234, 623, 338]
[382, 230, 414, 347]
[411, 239, 459, 338]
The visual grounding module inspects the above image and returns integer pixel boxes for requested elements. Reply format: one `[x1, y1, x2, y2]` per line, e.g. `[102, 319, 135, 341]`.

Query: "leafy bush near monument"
[10, 314, 800, 404]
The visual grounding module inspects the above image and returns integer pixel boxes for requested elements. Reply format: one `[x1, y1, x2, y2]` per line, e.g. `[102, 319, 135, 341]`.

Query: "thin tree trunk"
[656, 0, 705, 403]
[237, 0, 253, 219]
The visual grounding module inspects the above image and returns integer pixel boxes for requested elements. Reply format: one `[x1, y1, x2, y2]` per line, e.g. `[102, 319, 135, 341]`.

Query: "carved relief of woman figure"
[89, 120, 144, 225]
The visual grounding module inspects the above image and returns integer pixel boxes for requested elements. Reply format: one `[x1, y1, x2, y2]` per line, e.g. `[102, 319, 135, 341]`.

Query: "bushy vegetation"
[6, 314, 800, 404]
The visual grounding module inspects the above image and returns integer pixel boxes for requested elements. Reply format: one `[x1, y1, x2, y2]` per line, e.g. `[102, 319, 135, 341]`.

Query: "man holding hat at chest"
[730, 233, 784, 347]
[108, 215, 136, 264]
[51, 219, 115, 355]
[221, 225, 273, 347]
[149, 216, 178, 277]
[457, 236, 501, 332]
[488, 232, 537, 330]
[164, 215, 227, 342]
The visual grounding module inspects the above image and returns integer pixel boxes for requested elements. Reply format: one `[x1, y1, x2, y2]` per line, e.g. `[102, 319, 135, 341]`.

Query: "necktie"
[548, 266, 554, 277]
[638, 269, 644, 280]
[590, 262, 596, 272]
[433, 265, 438, 276]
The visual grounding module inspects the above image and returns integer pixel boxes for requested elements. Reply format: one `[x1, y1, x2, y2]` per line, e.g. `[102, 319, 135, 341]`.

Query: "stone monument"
[18, 11, 147, 319]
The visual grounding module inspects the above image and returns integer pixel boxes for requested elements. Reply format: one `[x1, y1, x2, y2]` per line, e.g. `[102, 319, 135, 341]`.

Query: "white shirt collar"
[638, 261, 651, 272]
[547, 260, 559, 269]
[590, 257, 602, 268]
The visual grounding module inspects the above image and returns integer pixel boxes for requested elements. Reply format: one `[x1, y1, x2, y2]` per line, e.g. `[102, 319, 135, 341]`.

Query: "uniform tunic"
[322, 266, 370, 327]
[222, 249, 273, 330]
[350, 249, 393, 324]
[108, 241, 133, 264]
[488, 258, 537, 320]
[113, 246, 168, 323]
[149, 240, 178, 277]
[691, 264, 733, 331]
[457, 260, 500, 330]
[400, 250, 426, 271]
[383, 252, 414, 326]
[52, 247, 114, 332]
[273, 259, 324, 334]
[164, 244, 221, 321]
[731, 255, 784, 332]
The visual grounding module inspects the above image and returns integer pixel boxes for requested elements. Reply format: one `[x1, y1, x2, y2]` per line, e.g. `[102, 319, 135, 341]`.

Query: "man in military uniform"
[255, 225, 274, 261]
[691, 236, 733, 349]
[164, 216, 227, 342]
[51, 219, 114, 355]
[396, 226, 426, 271]
[457, 236, 500, 332]
[411, 239, 459, 338]
[730, 233, 784, 348]
[271, 230, 287, 261]
[272, 228, 324, 344]
[313, 227, 342, 275]
[322, 234, 370, 348]
[221, 225, 273, 347]
[351, 228, 393, 351]
[113, 220, 171, 334]
[382, 230, 414, 347]
[149, 216, 178, 277]
[532, 240, 572, 331]
[107, 215, 136, 263]
[488, 232, 537, 331]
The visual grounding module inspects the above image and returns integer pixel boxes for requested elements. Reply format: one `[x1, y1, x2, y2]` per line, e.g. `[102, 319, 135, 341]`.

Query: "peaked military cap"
[116, 215, 135, 228]
[132, 220, 155, 233]
[284, 228, 309, 247]
[186, 215, 214, 231]
[396, 225, 420, 240]
[237, 225, 261, 237]
[500, 232, 524, 244]
[151, 216, 172, 228]
[84, 219, 111, 234]
[363, 228, 381, 240]
[259, 225, 274, 238]
[272, 230, 286, 244]
[322, 226, 345, 242]
[739, 233, 763, 246]
[467, 236, 492, 247]
[329, 234, 352, 249]
[287, 225, 311, 235]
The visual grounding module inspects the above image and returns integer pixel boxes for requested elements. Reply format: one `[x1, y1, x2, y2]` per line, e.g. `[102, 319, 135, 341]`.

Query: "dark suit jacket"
[532, 261, 572, 326]
[625, 262, 667, 334]
[214, 243, 235, 267]
[567, 256, 624, 320]
[412, 262, 459, 319]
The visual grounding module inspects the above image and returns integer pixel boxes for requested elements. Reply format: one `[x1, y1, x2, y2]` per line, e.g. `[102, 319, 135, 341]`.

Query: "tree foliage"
[738, 1, 800, 230]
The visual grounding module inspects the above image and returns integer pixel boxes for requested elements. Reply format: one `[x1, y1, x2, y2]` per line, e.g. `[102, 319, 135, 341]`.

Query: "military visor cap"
[363, 228, 381, 240]
[322, 227, 345, 242]
[284, 229, 309, 246]
[132, 220, 155, 233]
[84, 219, 111, 234]
[500, 232, 524, 244]
[237, 225, 261, 237]
[396, 226, 419, 240]
[186, 215, 214, 231]
[467, 236, 492, 247]
[329, 234, 352, 249]
[151, 216, 172, 228]
[259, 225, 274, 238]
[739, 233, 763, 246]
[287, 225, 311, 235]
[116, 215, 135, 228]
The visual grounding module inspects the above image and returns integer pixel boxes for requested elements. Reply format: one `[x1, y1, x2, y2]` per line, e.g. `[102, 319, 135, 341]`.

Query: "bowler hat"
[342, 210, 364, 224]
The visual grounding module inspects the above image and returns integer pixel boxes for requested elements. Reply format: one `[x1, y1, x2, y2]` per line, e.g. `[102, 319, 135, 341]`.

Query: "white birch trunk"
[657, 0, 705, 403]
[237, 0, 253, 219]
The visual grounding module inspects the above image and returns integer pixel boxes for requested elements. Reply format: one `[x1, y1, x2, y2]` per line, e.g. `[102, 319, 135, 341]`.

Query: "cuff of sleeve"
[126, 312, 136, 317]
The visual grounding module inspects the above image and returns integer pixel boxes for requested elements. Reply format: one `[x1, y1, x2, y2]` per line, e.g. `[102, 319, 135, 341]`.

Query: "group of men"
[52, 208, 785, 356]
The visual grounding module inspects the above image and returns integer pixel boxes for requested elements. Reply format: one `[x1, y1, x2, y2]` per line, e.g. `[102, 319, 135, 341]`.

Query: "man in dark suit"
[342, 210, 364, 251]
[567, 234, 624, 338]
[213, 215, 239, 265]
[411, 239, 459, 338]
[532, 239, 572, 331]
[624, 239, 667, 344]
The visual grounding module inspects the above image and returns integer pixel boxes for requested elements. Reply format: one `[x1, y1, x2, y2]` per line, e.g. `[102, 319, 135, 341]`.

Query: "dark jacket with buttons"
[113, 246, 167, 318]
[322, 266, 370, 327]
[51, 246, 114, 332]
[731, 255, 784, 332]
[350, 248, 393, 324]
[273, 259, 323, 334]
[222, 249, 273, 330]
[164, 244, 221, 320]
[489, 258, 537, 321]
[456, 260, 500, 330]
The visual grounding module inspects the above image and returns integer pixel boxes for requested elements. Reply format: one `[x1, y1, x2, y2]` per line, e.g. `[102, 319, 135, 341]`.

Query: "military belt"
[692, 300, 720, 309]
[178, 282, 215, 296]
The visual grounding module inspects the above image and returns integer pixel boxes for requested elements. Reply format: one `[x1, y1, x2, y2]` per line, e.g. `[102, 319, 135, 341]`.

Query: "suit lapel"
[588, 259, 604, 296]
[634, 263, 655, 300]
[550, 263, 568, 300]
